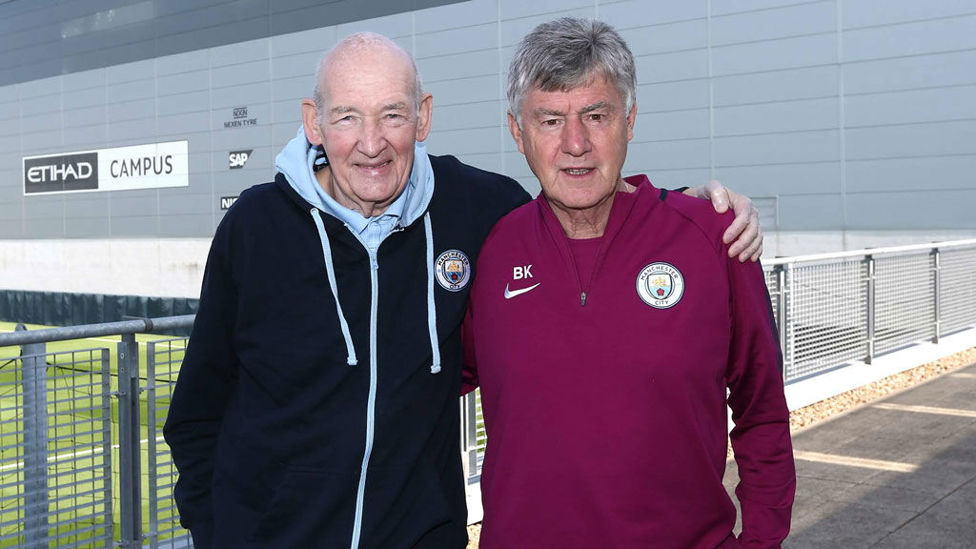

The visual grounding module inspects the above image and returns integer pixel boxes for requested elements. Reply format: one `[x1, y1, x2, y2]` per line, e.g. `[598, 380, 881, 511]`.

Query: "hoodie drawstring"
[424, 213, 441, 374]
[311, 208, 358, 366]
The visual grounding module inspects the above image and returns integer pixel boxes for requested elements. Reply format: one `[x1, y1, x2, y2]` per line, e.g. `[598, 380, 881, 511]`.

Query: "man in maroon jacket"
[463, 18, 796, 548]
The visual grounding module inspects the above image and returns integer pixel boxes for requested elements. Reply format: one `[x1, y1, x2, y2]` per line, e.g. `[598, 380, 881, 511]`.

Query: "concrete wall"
[1, 0, 975, 296]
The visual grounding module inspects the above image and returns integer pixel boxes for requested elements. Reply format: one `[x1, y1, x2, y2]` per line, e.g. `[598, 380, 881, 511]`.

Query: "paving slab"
[724, 360, 976, 547]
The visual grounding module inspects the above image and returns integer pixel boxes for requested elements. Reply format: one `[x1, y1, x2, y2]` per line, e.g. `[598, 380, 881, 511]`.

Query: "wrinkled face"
[303, 45, 432, 214]
[509, 75, 635, 214]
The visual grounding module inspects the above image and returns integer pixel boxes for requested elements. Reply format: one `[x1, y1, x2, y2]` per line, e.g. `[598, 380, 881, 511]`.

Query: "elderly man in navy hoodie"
[165, 31, 765, 548]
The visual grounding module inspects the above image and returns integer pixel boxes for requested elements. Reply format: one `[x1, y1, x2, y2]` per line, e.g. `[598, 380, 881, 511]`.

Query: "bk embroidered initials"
[513, 265, 533, 280]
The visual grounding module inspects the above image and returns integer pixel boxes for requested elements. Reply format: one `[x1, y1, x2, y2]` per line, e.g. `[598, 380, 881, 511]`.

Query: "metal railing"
[1, 240, 975, 546]
[0, 316, 193, 549]
[764, 238, 976, 382]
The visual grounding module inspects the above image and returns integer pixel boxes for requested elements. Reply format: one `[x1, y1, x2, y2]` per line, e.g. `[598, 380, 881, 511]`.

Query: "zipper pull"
[580, 291, 587, 306]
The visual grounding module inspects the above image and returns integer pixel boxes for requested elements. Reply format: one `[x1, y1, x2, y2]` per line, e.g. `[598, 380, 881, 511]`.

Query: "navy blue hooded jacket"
[163, 151, 529, 548]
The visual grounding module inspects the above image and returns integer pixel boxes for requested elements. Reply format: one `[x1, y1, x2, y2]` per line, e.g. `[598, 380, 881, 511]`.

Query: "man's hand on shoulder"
[683, 180, 763, 263]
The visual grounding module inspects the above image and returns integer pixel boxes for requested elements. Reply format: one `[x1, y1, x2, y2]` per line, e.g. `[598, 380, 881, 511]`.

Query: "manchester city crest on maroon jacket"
[435, 249, 471, 291]
[636, 262, 685, 308]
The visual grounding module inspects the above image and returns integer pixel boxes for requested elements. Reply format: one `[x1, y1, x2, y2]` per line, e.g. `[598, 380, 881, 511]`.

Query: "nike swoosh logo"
[504, 282, 541, 299]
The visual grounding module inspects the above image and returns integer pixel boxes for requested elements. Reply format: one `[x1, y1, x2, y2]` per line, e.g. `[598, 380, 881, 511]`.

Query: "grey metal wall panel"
[270, 51, 321, 81]
[711, 0, 814, 17]
[777, 193, 845, 230]
[634, 109, 710, 141]
[844, 50, 976, 95]
[713, 130, 841, 167]
[846, 190, 976, 229]
[710, 1, 834, 46]
[843, 14, 976, 62]
[157, 50, 210, 76]
[711, 33, 836, 76]
[63, 87, 107, 110]
[63, 125, 108, 148]
[112, 214, 160, 236]
[425, 75, 501, 107]
[415, 23, 498, 58]
[845, 120, 976, 160]
[637, 49, 708, 84]
[639, 80, 710, 112]
[845, 86, 976, 127]
[157, 91, 210, 117]
[499, 9, 593, 47]
[841, 0, 976, 29]
[715, 161, 842, 197]
[63, 106, 107, 129]
[846, 156, 976, 193]
[712, 65, 838, 107]
[603, 0, 706, 26]
[425, 127, 500, 156]
[65, 215, 112, 237]
[159, 213, 214, 237]
[713, 97, 839, 137]
[417, 49, 499, 83]
[433, 102, 503, 132]
[628, 139, 711, 171]
[616, 20, 707, 56]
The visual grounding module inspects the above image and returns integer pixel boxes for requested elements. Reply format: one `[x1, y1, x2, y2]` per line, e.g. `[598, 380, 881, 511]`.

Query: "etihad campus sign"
[23, 141, 189, 195]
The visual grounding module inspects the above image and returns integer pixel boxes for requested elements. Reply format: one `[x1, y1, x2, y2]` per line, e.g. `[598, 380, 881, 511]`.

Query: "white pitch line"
[793, 450, 918, 473]
[0, 435, 167, 473]
[872, 402, 976, 418]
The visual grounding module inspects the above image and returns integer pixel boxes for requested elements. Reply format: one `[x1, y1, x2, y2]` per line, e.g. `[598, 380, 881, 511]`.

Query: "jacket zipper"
[350, 249, 379, 549]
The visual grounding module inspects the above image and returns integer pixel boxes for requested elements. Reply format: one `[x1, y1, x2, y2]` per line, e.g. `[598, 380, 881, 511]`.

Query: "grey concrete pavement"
[725, 362, 976, 548]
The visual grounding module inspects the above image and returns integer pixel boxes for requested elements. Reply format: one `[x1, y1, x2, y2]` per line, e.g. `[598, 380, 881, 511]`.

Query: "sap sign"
[23, 141, 189, 195]
[228, 149, 252, 169]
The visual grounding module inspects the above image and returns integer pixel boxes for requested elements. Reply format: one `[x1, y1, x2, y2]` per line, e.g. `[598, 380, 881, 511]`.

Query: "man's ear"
[415, 93, 433, 142]
[507, 112, 525, 154]
[626, 101, 637, 142]
[302, 98, 324, 146]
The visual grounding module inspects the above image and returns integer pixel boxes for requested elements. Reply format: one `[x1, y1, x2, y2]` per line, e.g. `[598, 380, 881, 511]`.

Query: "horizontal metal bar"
[763, 238, 976, 267]
[0, 315, 195, 346]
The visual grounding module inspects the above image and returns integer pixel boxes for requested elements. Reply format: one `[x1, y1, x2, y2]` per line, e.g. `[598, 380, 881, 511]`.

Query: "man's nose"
[359, 118, 386, 157]
[560, 117, 591, 157]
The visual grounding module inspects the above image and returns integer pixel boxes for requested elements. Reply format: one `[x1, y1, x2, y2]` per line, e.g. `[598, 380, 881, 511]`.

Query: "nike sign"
[504, 282, 540, 299]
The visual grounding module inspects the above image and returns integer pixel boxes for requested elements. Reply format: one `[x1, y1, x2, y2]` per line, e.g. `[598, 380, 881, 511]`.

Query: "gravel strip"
[466, 345, 976, 549]
[787, 345, 976, 434]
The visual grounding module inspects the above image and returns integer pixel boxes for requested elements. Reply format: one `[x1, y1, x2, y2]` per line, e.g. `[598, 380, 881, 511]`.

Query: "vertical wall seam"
[836, 0, 848, 246]
[497, 0, 505, 177]
[707, 0, 716, 180]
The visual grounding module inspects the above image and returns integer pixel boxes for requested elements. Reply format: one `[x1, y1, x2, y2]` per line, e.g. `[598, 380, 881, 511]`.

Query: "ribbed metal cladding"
[940, 246, 976, 336]
[784, 259, 869, 381]
[873, 253, 936, 355]
[145, 339, 194, 549]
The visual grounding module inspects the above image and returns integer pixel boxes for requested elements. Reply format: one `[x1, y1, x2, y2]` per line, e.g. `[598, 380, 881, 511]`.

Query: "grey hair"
[507, 18, 636, 124]
[312, 32, 424, 125]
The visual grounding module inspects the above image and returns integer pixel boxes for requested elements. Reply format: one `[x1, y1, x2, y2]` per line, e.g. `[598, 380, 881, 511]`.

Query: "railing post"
[865, 255, 875, 365]
[17, 324, 49, 549]
[932, 248, 941, 343]
[461, 392, 479, 480]
[775, 264, 790, 382]
[117, 333, 142, 548]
